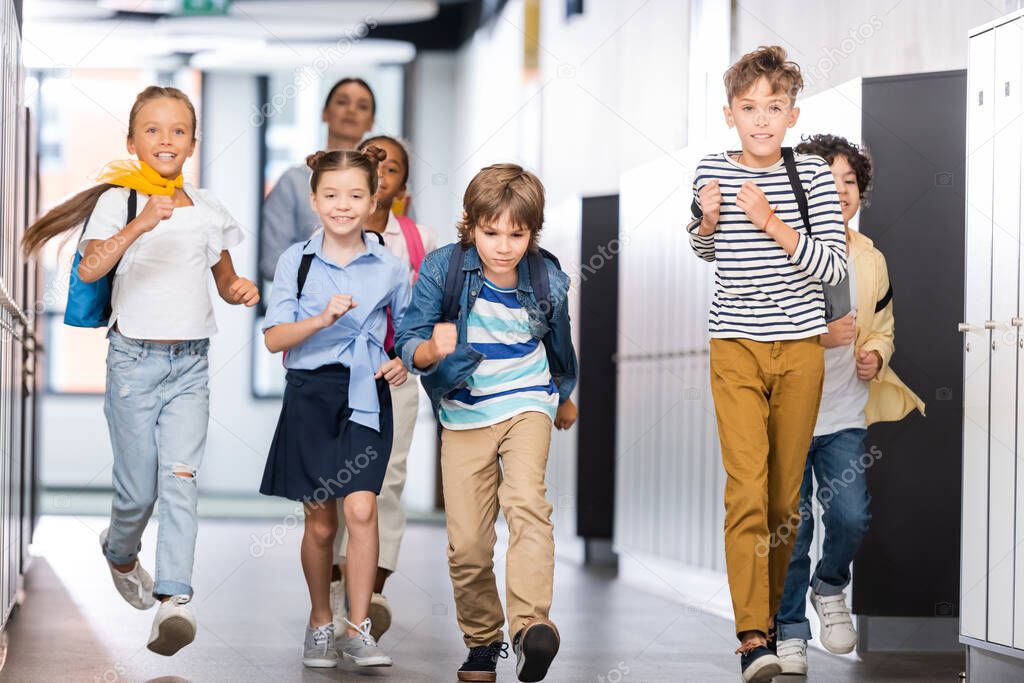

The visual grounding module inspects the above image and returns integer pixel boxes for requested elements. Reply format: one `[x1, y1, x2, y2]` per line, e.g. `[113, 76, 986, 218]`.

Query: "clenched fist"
[819, 311, 856, 348]
[375, 357, 408, 387]
[735, 181, 772, 229]
[697, 179, 723, 233]
[428, 322, 457, 359]
[318, 294, 357, 328]
[136, 195, 175, 232]
[227, 277, 259, 307]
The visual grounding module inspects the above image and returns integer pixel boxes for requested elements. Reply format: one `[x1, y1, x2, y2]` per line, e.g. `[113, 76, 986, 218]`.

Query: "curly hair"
[795, 134, 872, 199]
[724, 45, 804, 104]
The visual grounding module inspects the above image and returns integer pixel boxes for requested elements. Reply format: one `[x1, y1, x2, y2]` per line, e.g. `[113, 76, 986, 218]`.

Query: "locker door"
[989, 20, 1022, 647]
[962, 28, 996, 642]
[1012, 14, 1024, 651]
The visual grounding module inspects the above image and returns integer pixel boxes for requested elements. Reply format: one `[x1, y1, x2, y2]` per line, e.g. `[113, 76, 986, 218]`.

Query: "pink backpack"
[384, 216, 425, 353]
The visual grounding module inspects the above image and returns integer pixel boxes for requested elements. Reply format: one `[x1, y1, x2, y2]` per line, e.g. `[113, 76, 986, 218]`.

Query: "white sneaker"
[777, 638, 808, 675]
[330, 578, 348, 638]
[99, 528, 155, 610]
[368, 592, 392, 641]
[340, 618, 392, 667]
[147, 595, 197, 656]
[811, 590, 858, 654]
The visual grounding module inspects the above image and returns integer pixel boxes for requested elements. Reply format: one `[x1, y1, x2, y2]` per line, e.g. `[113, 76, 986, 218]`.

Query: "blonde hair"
[22, 86, 197, 255]
[724, 45, 804, 105]
[456, 163, 545, 250]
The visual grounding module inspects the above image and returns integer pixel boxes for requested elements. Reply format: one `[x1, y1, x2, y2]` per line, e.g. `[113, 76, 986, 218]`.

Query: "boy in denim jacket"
[396, 163, 578, 683]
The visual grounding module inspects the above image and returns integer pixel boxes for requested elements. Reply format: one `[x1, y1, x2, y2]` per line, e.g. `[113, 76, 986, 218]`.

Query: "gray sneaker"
[303, 623, 338, 668]
[340, 618, 392, 667]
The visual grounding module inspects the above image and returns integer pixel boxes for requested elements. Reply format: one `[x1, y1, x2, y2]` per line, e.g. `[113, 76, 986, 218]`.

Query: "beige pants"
[441, 411, 555, 647]
[334, 376, 420, 571]
[709, 337, 824, 637]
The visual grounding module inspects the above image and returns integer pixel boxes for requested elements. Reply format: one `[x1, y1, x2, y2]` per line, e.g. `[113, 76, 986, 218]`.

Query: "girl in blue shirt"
[260, 147, 410, 669]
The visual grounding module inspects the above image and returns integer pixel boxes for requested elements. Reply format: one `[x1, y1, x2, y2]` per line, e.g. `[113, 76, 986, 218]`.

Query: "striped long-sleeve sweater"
[687, 151, 848, 341]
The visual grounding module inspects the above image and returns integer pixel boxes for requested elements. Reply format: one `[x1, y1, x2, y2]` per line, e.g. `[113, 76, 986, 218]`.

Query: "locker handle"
[958, 323, 976, 333]
[1013, 317, 1024, 327]
[985, 320, 1000, 330]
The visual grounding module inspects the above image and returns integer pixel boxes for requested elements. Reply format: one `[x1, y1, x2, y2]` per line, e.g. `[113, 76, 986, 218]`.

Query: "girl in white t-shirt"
[22, 86, 259, 657]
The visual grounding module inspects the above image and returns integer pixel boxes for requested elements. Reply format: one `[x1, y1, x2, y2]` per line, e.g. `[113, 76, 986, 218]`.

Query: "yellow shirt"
[847, 229, 926, 425]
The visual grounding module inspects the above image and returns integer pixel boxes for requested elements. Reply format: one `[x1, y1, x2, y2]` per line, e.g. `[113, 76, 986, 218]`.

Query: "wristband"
[761, 205, 778, 231]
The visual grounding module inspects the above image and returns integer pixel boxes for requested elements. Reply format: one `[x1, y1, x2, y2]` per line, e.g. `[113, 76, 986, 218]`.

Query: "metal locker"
[961, 26, 996, 642]
[986, 19, 1022, 647]
[1011, 14, 1024, 651]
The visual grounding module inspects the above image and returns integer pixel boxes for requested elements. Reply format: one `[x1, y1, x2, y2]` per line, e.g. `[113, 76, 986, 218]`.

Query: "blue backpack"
[64, 189, 137, 328]
[440, 245, 558, 323]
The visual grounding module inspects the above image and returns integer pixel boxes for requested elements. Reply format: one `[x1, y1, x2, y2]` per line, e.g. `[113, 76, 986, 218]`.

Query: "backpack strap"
[395, 215, 426, 280]
[441, 246, 468, 323]
[105, 189, 137, 282]
[781, 147, 812, 235]
[296, 240, 314, 299]
[528, 248, 559, 322]
[875, 283, 894, 313]
[367, 230, 386, 247]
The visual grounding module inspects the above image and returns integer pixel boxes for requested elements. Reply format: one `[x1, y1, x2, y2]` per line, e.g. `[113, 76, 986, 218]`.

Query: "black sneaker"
[740, 645, 782, 683]
[457, 641, 508, 682]
[512, 619, 560, 682]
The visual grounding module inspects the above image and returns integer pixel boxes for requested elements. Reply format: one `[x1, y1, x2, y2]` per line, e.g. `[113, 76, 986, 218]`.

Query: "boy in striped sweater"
[687, 45, 848, 683]
[396, 164, 578, 683]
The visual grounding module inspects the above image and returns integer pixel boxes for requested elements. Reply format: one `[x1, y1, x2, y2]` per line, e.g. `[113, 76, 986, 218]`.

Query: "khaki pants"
[335, 377, 420, 571]
[441, 411, 554, 647]
[709, 337, 824, 637]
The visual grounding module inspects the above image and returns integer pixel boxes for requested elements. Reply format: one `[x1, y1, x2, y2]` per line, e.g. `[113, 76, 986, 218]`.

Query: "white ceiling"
[23, 0, 433, 70]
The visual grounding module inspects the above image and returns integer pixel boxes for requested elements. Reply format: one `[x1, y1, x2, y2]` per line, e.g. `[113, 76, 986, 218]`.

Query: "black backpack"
[295, 231, 386, 298]
[440, 246, 560, 323]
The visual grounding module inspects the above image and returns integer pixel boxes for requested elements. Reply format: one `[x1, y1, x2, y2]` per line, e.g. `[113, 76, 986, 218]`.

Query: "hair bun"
[361, 144, 387, 164]
[306, 150, 329, 170]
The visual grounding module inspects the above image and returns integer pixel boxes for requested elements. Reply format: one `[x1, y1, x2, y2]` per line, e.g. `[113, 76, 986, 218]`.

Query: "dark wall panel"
[854, 70, 966, 618]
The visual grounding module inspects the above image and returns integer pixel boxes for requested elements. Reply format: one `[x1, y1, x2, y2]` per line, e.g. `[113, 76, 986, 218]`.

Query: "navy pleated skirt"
[260, 364, 393, 502]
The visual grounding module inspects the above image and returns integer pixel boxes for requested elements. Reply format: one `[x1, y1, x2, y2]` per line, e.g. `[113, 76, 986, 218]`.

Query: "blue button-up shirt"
[263, 232, 411, 431]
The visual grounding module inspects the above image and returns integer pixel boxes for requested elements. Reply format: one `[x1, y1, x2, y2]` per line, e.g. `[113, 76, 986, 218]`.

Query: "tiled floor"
[1, 515, 964, 682]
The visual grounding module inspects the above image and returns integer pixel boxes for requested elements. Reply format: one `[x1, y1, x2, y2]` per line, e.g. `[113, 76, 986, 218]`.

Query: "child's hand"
[856, 350, 882, 381]
[228, 277, 260, 307]
[428, 322, 457, 360]
[697, 179, 723, 231]
[554, 398, 577, 430]
[375, 357, 408, 387]
[819, 311, 856, 348]
[136, 195, 175, 232]
[318, 294, 357, 328]
[736, 181, 772, 229]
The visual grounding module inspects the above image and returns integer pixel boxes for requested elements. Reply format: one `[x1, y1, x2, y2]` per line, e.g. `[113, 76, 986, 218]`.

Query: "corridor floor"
[1, 516, 964, 682]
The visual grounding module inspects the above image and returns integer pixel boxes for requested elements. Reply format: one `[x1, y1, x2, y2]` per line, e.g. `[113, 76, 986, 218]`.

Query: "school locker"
[987, 19, 1021, 647]
[961, 25, 996, 644]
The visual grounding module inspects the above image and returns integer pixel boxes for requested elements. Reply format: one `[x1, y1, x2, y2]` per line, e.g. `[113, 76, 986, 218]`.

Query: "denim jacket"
[395, 243, 578, 413]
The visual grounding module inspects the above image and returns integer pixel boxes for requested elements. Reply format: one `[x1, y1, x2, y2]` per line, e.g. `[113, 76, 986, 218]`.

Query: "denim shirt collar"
[460, 244, 535, 293]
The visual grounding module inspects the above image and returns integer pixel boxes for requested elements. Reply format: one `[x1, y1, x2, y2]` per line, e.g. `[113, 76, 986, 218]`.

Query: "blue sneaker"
[740, 645, 781, 682]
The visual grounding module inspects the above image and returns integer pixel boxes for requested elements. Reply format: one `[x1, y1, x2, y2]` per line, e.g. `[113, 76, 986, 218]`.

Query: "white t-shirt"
[80, 184, 244, 340]
[381, 212, 437, 281]
[814, 263, 869, 436]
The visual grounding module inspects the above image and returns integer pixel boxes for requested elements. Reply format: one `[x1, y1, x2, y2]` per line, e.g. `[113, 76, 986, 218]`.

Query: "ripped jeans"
[103, 329, 210, 598]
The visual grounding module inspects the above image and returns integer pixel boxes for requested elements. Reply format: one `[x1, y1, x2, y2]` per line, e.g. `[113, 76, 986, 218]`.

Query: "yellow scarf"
[96, 160, 183, 196]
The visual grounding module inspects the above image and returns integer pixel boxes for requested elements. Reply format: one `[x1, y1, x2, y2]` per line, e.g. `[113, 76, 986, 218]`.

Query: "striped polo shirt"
[688, 151, 847, 341]
[439, 280, 558, 430]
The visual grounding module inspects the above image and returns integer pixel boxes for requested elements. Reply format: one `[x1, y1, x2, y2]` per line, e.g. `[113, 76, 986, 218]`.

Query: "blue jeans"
[102, 330, 210, 597]
[777, 427, 871, 641]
